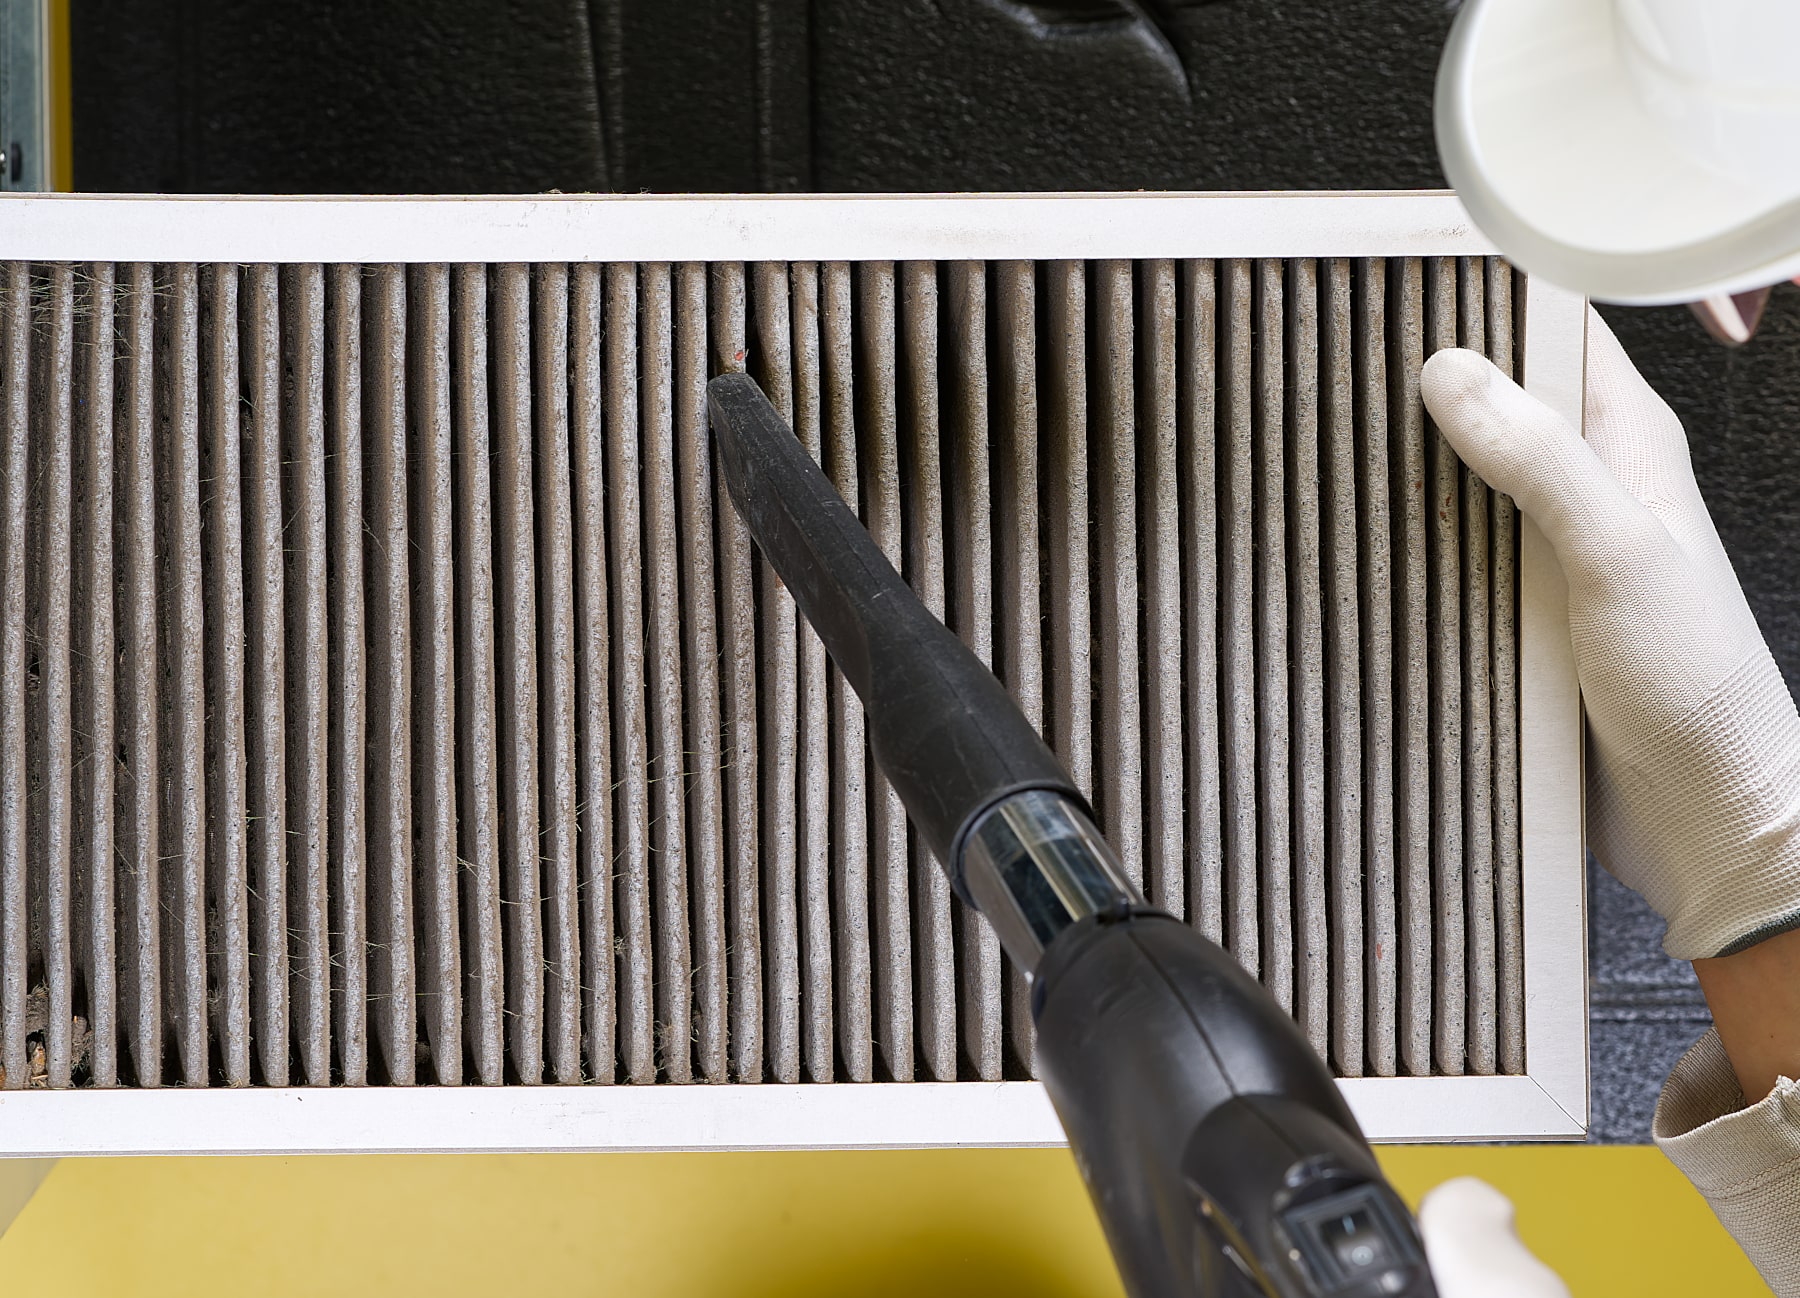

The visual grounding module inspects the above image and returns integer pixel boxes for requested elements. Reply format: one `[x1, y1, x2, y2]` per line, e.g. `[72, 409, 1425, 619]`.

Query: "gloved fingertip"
[1419, 1177, 1573, 1298]
[1421, 347, 1505, 417]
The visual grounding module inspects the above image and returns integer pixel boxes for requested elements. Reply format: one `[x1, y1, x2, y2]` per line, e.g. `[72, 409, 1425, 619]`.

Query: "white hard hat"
[1437, 0, 1800, 318]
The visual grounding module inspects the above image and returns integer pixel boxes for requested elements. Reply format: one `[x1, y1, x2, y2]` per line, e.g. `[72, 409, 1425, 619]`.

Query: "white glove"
[1421, 312, 1800, 960]
[1418, 1178, 1571, 1298]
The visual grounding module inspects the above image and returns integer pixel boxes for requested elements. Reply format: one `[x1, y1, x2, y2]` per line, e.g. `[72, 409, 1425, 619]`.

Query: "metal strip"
[325, 263, 368, 1086]
[36, 263, 74, 1087]
[1355, 261, 1397, 1078]
[1092, 261, 1144, 894]
[986, 260, 1037, 1077]
[641, 262, 695, 1083]
[900, 259, 956, 1082]
[1424, 256, 1465, 1076]
[1181, 260, 1224, 944]
[1138, 260, 1185, 921]
[0, 1070, 1590, 1153]
[159, 262, 209, 1087]
[1458, 258, 1496, 1077]
[532, 263, 582, 1085]
[605, 261, 656, 1084]
[7, 194, 1506, 267]
[74, 261, 118, 1087]
[1487, 259, 1525, 1076]
[241, 263, 289, 1087]
[117, 262, 162, 1087]
[673, 260, 729, 1083]
[281, 264, 332, 1087]
[946, 261, 1002, 1081]
[749, 261, 800, 1083]
[201, 263, 252, 1087]
[821, 261, 872, 1083]
[1388, 257, 1432, 1077]
[569, 263, 616, 1084]
[790, 261, 835, 1083]
[1253, 259, 1293, 1014]
[856, 260, 914, 1083]
[364, 264, 417, 1084]
[451, 263, 506, 1085]
[1218, 259, 1259, 977]
[708, 261, 763, 1084]
[408, 262, 463, 1085]
[1287, 260, 1328, 1054]
[1320, 258, 1365, 1077]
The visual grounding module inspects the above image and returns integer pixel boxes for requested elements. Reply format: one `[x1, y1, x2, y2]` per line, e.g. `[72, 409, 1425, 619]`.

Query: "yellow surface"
[48, 0, 72, 191]
[0, 1145, 1769, 1296]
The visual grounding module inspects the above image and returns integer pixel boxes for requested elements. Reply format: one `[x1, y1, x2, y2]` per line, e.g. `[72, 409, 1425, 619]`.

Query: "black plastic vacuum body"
[708, 372, 1437, 1298]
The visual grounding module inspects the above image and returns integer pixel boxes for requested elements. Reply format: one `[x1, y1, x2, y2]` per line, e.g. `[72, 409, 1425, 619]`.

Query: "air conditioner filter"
[0, 194, 1587, 1152]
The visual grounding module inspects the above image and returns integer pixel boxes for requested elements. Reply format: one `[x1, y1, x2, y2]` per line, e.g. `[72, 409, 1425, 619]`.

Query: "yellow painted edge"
[47, 0, 71, 191]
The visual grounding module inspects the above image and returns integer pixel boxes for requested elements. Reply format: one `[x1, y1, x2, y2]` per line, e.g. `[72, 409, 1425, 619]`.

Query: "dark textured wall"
[72, 0, 1798, 1140]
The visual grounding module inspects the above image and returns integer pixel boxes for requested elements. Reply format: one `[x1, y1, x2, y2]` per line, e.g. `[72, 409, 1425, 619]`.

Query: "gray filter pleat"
[641, 263, 695, 1083]
[946, 261, 1002, 1081]
[1139, 260, 1185, 922]
[409, 263, 462, 1084]
[750, 260, 801, 1084]
[1092, 261, 1144, 892]
[493, 264, 545, 1083]
[326, 263, 368, 1086]
[531, 263, 582, 1086]
[1042, 263, 1094, 808]
[1253, 259, 1293, 1015]
[569, 263, 616, 1084]
[1355, 261, 1397, 1078]
[789, 261, 835, 1083]
[1319, 259, 1364, 1078]
[201, 263, 251, 1088]
[1424, 257, 1465, 1076]
[1488, 260, 1526, 1076]
[118, 262, 161, 1087]
[987, 260, 1039, 1077]
[35, 264, 75, 1088]
[1218, 260, 1259, 977]
[241, 263, 289, 1088]
[900, 260, 956, 1082]
[364, 264, 416, 1084]
[1388, 257, 1432, 1077]
[1458, 259, 1497, 1077]
[856, 261, 914, 1083]
[161, 261, 208, 1086]
[708, 262, 763, 1084]
[822, 261, 872, 1083]
[1287, 259, 1329, 1059]
[452, 263, 507, 1085]
[673, 261, 729, 1084]
[2, 251, 1529, 1095]
[604, 261, 655, 1084]
[1181, 260, 1224, 945]
[281, 264, 332, 1087]
[0, 264, 21, 1090]
[74, 262, 118, 1088]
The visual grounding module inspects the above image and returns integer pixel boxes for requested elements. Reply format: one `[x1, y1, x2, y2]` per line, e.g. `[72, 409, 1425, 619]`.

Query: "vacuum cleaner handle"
[708, 372, 1437, 1298]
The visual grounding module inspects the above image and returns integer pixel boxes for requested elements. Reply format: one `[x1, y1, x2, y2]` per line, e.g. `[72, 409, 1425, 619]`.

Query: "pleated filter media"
[0, 194, 1587, 1152]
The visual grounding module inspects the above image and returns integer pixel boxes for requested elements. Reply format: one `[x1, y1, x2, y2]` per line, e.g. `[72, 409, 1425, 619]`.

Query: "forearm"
[1693, 924, 1800, 1103]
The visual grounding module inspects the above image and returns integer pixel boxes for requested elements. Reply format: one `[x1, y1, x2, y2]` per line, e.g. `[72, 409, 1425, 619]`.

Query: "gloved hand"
[1418, 1178, 1570, 1298]
[1421, 311, 1800, 960]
